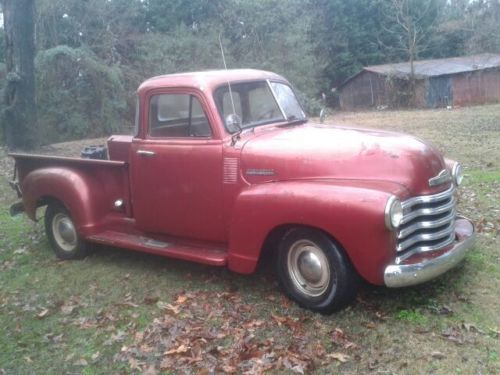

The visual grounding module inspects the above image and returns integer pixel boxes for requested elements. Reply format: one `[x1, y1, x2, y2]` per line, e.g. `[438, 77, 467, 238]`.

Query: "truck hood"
[239, 123, 447, 196]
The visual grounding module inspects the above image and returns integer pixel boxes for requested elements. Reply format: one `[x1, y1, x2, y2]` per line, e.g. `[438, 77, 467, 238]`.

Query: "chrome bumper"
[384, 217, 475, 288]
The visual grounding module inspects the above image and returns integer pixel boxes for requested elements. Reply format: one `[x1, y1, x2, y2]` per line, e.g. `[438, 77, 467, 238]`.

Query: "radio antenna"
[218, 32, 237, 117]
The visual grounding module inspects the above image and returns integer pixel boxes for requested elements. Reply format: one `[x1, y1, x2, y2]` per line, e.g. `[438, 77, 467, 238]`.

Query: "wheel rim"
[52, 212, 77, 252]
[287, 239, 333, 297]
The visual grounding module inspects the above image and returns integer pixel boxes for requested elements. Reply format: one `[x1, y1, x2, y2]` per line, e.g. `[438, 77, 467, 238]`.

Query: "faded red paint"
[9, 69, 473, 286]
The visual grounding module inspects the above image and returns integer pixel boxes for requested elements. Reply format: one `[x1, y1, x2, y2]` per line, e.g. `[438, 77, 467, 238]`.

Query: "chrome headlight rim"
[451, 162, 463, 186]
[385, 196, 403, 230]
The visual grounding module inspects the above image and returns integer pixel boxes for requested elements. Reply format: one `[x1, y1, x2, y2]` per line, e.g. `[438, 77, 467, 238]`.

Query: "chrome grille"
[396, 185, 456, 263]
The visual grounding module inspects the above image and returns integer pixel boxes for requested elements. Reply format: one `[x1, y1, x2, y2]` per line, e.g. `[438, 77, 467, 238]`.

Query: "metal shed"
[337, 54, 500, 110]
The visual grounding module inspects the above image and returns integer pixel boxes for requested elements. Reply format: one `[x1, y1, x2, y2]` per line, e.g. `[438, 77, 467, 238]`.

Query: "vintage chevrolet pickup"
[9, 69, 475, 313]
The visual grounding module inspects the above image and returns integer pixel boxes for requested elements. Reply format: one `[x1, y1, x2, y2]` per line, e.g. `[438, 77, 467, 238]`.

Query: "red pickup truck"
[9, 69, 475, 313]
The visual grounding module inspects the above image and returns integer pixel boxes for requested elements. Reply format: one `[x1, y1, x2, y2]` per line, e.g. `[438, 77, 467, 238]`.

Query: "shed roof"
[365, 53, 500, 77]
[338, 53, 500, 89]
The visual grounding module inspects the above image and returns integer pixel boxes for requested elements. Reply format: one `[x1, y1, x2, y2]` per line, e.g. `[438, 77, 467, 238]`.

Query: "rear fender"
[227, 181, 397, 285]
[20, 167, 108, 236]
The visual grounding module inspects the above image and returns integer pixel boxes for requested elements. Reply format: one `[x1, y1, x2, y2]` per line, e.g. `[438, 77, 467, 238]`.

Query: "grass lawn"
[0, 104, 499, 374]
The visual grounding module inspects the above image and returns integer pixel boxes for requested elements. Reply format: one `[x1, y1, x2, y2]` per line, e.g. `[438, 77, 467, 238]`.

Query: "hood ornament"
[428, 169, 451, 187]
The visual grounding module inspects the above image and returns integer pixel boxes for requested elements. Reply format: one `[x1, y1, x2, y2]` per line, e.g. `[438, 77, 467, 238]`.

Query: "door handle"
[136, 150, 156, 157]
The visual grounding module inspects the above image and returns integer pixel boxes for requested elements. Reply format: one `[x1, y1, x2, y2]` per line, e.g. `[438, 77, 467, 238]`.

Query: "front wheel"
[276, 227, 357, 314]
[45, 202, 90, 260]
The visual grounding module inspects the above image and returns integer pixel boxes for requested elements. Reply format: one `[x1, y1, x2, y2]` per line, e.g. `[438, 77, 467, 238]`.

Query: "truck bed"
[10, 152, 131, 232]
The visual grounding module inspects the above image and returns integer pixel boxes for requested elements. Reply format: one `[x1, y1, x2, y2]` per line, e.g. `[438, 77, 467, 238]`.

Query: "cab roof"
[137, 69, 287, 94]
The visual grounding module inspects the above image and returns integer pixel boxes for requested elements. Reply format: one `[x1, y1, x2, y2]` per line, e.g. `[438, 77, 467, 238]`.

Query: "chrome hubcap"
[287, 239, 332, 297]
[52, 213, 77, 252]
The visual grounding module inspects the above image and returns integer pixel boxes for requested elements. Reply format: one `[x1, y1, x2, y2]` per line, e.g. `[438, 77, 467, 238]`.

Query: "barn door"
[426, 77, 452, 108]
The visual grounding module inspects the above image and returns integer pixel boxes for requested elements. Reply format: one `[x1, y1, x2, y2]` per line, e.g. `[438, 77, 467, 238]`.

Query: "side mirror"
[225, 113, 242, 133]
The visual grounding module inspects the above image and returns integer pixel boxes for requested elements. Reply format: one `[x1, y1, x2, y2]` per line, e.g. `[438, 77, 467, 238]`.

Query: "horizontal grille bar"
[398, 207, 456, 239]
[396, 185, 457, 261]
[397, 221, 455, 251]
[402, 185, 455, 208]
[400, 196, 455, 225]
[396, 234, 455, 264]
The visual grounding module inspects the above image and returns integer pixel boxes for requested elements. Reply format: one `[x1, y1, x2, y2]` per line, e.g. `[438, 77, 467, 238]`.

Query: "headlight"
[452, 162, 463, 186]
[385, 196, 403, 230]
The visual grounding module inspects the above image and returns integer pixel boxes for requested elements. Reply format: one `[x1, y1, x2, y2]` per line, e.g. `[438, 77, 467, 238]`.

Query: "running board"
[87, 230, 227, 266]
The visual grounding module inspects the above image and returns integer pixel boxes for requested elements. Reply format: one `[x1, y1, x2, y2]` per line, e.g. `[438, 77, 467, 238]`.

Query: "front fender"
[227, 180, 399, 285]
[20, 167, 108, 236]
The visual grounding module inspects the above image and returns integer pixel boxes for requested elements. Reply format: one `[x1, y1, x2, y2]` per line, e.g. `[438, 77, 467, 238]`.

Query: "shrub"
[35, 46, 128, 142]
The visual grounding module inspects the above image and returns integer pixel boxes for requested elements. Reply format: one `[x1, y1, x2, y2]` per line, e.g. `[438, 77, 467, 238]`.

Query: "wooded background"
[0, 0, 499, 146]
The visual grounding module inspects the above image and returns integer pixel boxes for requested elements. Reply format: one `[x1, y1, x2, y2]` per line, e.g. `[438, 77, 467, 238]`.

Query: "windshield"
[269, 82, 306, 121]
[214, 80, 306, 133]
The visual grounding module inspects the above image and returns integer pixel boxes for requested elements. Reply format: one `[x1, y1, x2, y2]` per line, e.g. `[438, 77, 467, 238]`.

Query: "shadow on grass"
[76, 240, 474, 316]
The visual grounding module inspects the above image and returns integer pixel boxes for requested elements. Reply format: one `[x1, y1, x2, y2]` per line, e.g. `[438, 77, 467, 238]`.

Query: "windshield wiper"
[280, 116, 307, 127]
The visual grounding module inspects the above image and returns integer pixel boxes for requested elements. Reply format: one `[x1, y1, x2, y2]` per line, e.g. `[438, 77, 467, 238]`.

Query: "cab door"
[130, 90, 225, 242]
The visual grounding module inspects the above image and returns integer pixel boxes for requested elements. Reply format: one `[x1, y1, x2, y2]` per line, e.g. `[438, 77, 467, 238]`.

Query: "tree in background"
[314, 0, 390, 90]
[464, 0, 500, 54]
[380, 0, 442, 104]
[1, 0, 37, 149]
[1, 0, 499, 145]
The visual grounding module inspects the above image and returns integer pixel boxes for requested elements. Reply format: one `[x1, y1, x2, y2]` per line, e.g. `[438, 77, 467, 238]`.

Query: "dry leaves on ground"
[115, 291, 356, 374]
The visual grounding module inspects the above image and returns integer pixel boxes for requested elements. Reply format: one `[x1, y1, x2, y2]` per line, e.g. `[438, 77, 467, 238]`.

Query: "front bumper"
[384, 217, 475, 288]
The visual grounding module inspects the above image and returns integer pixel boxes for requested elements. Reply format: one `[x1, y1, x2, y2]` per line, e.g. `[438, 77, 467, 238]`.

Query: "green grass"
[466, 169, 500, 184]
[1, 104, 499, 374]
[396, 309, 429, 325]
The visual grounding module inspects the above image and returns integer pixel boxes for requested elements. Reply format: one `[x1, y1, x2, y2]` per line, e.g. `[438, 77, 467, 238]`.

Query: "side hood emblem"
[246, 168, 275, 176]
[429, 169, 451, 187]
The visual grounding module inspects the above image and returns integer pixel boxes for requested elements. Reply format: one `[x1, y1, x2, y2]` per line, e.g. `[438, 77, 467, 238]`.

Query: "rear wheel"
[276, 227, 357, 313]
[45, 202, 89, 260]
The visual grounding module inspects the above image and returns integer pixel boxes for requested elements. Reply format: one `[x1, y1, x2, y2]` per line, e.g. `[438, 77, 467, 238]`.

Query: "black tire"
[276, 227, 357, 314]
[44, 202, 90, 260]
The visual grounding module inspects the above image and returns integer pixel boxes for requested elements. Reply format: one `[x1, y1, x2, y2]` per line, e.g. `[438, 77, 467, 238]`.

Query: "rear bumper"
[384, 217, 475, 288]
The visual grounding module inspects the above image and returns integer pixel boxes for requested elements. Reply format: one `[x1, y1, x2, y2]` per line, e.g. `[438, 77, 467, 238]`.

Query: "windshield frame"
[213, 79, 307, 134]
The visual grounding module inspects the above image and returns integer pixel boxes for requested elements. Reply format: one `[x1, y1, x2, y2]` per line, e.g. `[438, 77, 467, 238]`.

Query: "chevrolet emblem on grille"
[428, 169, 452, 187]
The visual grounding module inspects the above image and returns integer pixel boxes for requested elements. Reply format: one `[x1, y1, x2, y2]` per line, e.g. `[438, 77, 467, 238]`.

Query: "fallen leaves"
[36, 308, 49, 319]
[441, 326, 475, 345]
[271, 313, 304, 333]
[326, 352, 350, 363]
[331, 327, 357, 350]
[157, 301, 181, 315]
[13, 247, 28, 255]
[164, 344, 190, 355]
[116, 291, 356, 374]
[60, 303, 78, 315]
[364, 321, 377, 329]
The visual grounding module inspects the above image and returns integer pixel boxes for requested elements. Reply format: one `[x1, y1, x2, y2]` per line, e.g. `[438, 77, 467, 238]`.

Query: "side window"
[149, 94, 212, 138]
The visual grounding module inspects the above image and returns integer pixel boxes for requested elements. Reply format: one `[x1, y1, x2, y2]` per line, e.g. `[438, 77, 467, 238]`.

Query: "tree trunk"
[408, 38, 416, 107]
[2, 0, 38, 150]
